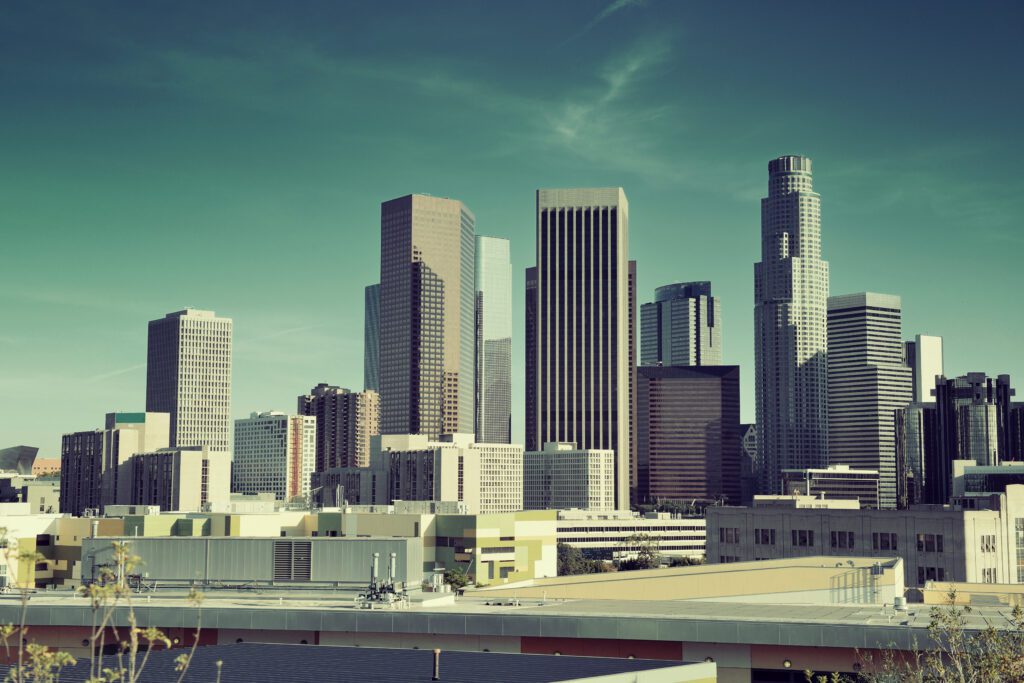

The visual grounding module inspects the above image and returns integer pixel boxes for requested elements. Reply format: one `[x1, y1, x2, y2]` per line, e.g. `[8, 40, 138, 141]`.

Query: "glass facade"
[475, 236, 512, 443]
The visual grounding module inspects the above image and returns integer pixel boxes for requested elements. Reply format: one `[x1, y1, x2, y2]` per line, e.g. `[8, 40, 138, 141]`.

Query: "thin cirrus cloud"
[86, 363, 146, 383]
[561, 0, 648, 45]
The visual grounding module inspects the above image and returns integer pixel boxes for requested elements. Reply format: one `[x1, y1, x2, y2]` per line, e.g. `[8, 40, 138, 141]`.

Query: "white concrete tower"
[755, 156, 829, 495]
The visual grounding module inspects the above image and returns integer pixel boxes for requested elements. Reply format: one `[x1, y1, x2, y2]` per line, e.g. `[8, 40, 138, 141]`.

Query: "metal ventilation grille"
[292, 541, 312, 581]
[273, 541, 312, 581]
[273, 541, 292, 581]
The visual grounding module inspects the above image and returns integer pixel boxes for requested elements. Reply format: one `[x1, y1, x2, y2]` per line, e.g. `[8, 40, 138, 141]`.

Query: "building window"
[982, 568, 997, 583]
[791, 529, 814, 547]
[917, 566, 946, 584]
[719, 528, 740, 544]
[980, 535, 997, 553]
[872, 532, 898, 552]
[917, 534, 944, 553]
[830, 531, 855, 550]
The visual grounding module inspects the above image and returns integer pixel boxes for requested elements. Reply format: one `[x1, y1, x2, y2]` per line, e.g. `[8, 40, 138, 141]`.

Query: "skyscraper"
[524, 266, 538, 452]
[379, 194, 475, 437]
[627, 260, 637, 505]
[754, 156, 829, 495]
[527, 188, 630, 509]
[233, 411, 317, 501]
[146, 309, 233, 452]
[903, 334, 943, 403]
[827, 292, 913, 509]
[475, 236, 512, 443]
[297, 384, 379, 471]
[640, 281, 722, 366]
[899, 373, 1017, 504]
[364, 283, 380, 392]
[635, 365, 742, 504]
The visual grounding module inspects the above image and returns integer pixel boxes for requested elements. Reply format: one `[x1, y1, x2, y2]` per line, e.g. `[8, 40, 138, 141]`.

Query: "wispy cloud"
[0, 287, 153, 314]
[563, 0, 647, 45]
[87, 363, 145, 382]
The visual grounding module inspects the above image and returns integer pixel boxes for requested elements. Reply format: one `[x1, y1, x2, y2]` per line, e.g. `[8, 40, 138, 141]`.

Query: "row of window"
[725, 528, 945, 554]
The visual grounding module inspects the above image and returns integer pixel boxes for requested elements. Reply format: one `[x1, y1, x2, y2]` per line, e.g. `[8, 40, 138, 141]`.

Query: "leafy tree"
[616, 534, 660, 571]
[443, 568, 470, 590]
[557, 544, 591, 576]
[669, 556, 705, 567]
[556, 544, 611, 575]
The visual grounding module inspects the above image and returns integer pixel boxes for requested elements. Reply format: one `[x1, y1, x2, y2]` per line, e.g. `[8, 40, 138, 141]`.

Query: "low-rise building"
[524, 442, 615, 512]
[81, 536, 423, 588]
[0, 474, 59, 513]
[781, 465, 881, 508]
[313, 434, 523, 514]
[317, 506, 557, 585]
[555, 509, 705, 560]
[707, 485, 1024, 586]
[0, 505, 124, 589]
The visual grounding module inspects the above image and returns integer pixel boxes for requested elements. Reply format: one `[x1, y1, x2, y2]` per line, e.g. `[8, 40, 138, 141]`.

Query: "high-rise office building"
[146, 309, 233, 452]
[627, 260, 638, 505]
[1012, 404, 1024, 462]
[364, 284, 380, 392]
[233, 412, 317, 501]
[903, 335, 943, 403]
[527, 188, 630, 509]
[475, 236, 512, 443]
[297, 384, 379, 471]
[896, 402, 939, 505]
[59, 412, 170, 515]
[635, 365, 742, 504]
[525, 266, 538, 452]
[827, 293, 913, 509]
[379, 194, 475, 438]
[899, 373, 1017, 504]
[640, 281, 722, 367]
[754, 156, 829, 495]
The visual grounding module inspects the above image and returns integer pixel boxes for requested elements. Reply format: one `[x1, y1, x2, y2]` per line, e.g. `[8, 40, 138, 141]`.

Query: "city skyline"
[3, 1, 1023, 455]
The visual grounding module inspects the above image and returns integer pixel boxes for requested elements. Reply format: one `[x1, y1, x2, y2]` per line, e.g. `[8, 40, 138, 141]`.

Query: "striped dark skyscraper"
[527, 188, 630, 509]
[754, 156, 830, 495]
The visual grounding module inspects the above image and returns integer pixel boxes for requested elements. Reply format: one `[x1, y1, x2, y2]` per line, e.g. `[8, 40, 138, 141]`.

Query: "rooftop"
[2, 587, 1014, 652]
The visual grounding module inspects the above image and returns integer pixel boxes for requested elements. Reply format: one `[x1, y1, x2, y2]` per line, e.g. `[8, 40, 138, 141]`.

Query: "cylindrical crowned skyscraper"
[754, 156, 830, 495]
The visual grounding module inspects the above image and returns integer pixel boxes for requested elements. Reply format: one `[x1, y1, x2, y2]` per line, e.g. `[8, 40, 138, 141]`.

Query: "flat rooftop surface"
[2, 642, 692, 683]
[2, 591, 1016, 650]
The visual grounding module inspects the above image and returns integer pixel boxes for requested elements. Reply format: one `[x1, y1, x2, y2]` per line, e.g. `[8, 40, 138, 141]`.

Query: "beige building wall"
[474, 556, 903, 605]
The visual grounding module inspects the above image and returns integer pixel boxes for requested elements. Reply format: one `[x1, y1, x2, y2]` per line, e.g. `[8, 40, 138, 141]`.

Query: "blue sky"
[1, 1, 1022, 454]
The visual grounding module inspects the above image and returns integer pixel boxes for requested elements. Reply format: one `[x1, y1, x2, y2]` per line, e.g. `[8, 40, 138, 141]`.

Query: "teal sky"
[2, 1, 1022, 456]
